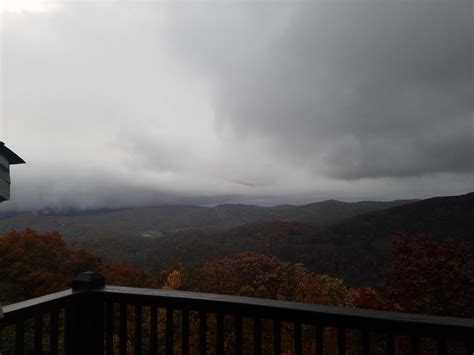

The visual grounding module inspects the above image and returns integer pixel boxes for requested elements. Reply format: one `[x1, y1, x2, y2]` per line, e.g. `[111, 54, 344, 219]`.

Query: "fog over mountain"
[1, 0, 472, 211]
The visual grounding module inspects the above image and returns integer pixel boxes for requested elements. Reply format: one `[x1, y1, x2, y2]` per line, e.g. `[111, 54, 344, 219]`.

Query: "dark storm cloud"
[163, 0, 473, 179]
[0, 0, 472, 211]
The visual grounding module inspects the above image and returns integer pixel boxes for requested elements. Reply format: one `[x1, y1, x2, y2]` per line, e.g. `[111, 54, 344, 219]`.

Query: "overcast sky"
[0, 0, 472, 211]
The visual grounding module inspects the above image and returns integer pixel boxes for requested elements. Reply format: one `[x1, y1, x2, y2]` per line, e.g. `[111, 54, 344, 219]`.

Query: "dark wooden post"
[69, 272, 105, 355]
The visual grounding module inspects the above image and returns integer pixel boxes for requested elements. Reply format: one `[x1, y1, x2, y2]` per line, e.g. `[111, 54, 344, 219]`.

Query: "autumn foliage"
[380, 234, 474, 317]
[1, 228, 473, 355]
[196, 252, 353, 306]
[0, 229, 156, 304]
[0, 229, 99, 302]
[351, 287, 385, 311]
[1, 229, 473, 321]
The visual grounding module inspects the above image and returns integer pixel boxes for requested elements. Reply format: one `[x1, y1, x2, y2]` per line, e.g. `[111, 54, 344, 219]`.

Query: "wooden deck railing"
[1, 272, 473, 354]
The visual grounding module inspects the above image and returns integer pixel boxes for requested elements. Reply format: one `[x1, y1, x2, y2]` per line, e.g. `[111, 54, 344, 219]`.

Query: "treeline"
[66, 221, 387, 286]
[93, 217, 378, 287]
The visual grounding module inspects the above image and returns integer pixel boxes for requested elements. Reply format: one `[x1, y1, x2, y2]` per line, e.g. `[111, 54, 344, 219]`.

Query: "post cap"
[72, 271, 105, 290]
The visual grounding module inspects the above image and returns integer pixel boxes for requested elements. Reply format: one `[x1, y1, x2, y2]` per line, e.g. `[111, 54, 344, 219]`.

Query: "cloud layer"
[1, 0, 472, 211]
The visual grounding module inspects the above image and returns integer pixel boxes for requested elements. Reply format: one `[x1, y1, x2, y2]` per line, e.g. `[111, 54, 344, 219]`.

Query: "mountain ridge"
[0, 198, 416, 240]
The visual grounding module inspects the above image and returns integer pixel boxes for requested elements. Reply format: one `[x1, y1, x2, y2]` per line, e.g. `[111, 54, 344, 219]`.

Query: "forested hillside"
[59, 193, 473, 286]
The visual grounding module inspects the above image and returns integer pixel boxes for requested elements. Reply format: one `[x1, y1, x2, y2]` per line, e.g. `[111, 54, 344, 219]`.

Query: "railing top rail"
[1, 284, 473, 339]
[1, 290, 78, 322]
[97, 285, 474, 329]
[0, 271, 102, 322]
[2, 290, 73, 314]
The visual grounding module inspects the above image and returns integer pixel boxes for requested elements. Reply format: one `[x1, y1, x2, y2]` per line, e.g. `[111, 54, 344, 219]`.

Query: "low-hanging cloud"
[0, 0, 472, 211]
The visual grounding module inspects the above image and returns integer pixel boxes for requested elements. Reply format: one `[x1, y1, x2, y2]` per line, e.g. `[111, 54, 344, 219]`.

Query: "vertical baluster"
[50, 309, 59, 355]
[182, 309, 190, 355]
[235, 315, 243, 355]
[150, 305, 158, 355]
[135, 305, 143, 355]
[64, 304, 72, 355]
[105, 302, 114, 355]
[273, 319, 281, 355]
[315, 324, 324, 355]
[437, 338, 447, 355]
[119, 303, 128, 355]
[338, 327, 346, 355]
[294, 322, 302, 355]
[361, 330, 370, 355]
[166, 307, 174, 355]
[254, 318, 262, 355]
[216, 313, 224, 354]
[411, 336, 420, 355]
[34, 313, 43, 355]
[199, 311, 207, 355]
[15, 321, 25, 355]
[387, 334, 395, 355]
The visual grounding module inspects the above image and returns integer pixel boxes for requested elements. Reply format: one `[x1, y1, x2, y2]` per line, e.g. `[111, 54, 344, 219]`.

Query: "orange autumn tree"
[0, 229, 158, 304]
[158, 264, 197, 291]
[197, 252, 353, 306]
[352, 287, 385, 311]
[0, 229, 101, 302]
